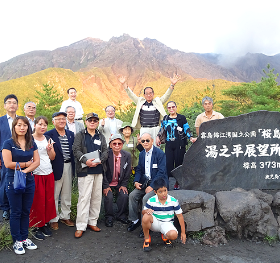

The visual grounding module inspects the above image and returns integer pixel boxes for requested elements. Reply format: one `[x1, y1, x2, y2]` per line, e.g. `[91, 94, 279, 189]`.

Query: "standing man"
[118, 74, 180, 145]
[103, 134, 131, 227]
[98, 105, 123, 145]
[0, 94, 18, 220]
[60, 88, 84, 125]
[73, 113, 108, 238]
[45, 112, 75, 230]
[127, 133, 168, 235]
[65, 106, 84, 136]
[24, 101, 36, 129]
[195, 96, 224, 135]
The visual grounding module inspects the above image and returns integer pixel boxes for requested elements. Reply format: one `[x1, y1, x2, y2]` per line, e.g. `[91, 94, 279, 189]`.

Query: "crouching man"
[103, 134, 131, 227]
[142, 178, 186, 252]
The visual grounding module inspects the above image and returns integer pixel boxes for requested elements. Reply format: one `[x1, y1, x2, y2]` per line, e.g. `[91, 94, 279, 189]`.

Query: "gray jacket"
[73, 128, 108, 176]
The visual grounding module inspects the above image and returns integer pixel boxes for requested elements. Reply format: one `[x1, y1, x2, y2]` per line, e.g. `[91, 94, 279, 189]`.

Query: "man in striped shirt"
[118, 74, 181, 146]
[142, 178, 186, 252]
[45, 112, 75, 230]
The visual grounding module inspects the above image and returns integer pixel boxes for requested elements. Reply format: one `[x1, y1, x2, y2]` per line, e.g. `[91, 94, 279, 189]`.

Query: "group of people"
[0, 75, 224, 255]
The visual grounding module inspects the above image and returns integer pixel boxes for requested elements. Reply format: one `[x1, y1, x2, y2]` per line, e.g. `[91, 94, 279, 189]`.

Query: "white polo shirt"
[60, 99, 84, 119]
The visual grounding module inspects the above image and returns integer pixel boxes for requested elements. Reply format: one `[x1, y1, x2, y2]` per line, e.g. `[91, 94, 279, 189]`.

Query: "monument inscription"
[172, 111, 280, 190]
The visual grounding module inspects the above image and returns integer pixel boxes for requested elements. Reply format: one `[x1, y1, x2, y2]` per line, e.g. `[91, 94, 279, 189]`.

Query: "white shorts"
[150, 215, 178, 236]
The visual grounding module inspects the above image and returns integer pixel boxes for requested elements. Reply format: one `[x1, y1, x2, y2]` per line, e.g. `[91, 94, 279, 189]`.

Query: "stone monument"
[173, 111, 280, 190]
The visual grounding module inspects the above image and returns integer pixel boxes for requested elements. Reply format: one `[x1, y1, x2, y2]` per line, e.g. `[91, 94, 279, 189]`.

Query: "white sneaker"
[13, 241, 25, 255]
[22, 238, 38, 250]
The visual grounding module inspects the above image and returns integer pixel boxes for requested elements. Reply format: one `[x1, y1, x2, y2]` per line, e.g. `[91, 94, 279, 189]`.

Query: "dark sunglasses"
[87, 119, 98, 123]
[112, 142, 123, 146]
[167, 105, 176, 109]
[141, 139, 150, 143]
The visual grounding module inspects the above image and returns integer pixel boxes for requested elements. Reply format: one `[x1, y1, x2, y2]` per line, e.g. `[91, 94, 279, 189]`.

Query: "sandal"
[143, 235, 152, 252]
[161, 234, 172, 246]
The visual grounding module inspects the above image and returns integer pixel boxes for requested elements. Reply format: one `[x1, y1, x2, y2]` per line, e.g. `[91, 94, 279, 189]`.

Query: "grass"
[264, 235, 278, 245]
[70, 177, 79, 221]
[0, 222, 13, 251]
[188, 230, 205, 241]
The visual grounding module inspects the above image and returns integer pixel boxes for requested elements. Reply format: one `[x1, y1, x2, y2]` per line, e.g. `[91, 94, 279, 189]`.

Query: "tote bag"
[14, 162, 26, 193]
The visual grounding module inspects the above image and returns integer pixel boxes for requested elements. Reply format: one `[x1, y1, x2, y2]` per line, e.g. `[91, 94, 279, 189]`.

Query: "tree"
[179, 86, 216, 137]
[35, 84, 63, 123]
[115, 102, 136, 124]
[219, 64, 280, 117]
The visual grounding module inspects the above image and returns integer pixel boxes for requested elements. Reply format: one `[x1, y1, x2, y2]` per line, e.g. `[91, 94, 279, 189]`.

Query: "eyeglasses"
[87, 119, 98, 123]
[5, 101, 17, 105]
[106, 111, 115, 114]
[54, 118, 66, 121]
[112, 142, 123, 146]
[167, 106, 176, 109]
[141, 139, 150, 143]
[26, 106, 36, 109]
[145, 92, 153, 96]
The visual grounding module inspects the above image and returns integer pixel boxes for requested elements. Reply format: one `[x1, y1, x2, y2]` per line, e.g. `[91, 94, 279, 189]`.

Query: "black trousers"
[104, 186, 128, 221]
[165, 140, 186, 178]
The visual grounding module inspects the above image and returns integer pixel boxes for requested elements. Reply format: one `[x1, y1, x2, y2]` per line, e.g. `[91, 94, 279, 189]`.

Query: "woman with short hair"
[156, 101, 196, 190]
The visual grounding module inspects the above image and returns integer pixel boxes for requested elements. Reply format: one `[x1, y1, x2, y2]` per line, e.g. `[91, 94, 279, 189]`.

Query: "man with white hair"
[195, 96, 224, 135]
[65, 106, 84, 136]
[127, 133, 168, 234]
[99, 105, 123, 145]
[24, 101, 36, 129]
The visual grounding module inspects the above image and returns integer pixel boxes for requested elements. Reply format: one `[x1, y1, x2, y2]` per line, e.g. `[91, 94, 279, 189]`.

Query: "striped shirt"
[140, 101, 160, 127]
[144, 194, 182, 222]
[58, 134, 71, 161]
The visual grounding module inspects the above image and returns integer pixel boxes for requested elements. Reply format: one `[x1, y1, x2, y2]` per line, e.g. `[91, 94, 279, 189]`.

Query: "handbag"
[158, 115, 168, 144]
[14, 162, 26, 193]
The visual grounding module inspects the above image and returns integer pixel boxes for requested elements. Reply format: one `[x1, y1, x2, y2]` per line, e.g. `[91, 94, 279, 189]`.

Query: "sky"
[1, 0, 280, 63]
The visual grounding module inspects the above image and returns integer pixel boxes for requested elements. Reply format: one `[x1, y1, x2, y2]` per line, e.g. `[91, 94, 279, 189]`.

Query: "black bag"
[158, 115, 168, 144]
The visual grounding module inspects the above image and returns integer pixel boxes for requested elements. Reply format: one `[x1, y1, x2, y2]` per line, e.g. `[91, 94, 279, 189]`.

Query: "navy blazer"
[45, 128, 75, 181]
[0, 115, 12, 164]
[103, 149, 132, 189]
[134, 146, 168, 189]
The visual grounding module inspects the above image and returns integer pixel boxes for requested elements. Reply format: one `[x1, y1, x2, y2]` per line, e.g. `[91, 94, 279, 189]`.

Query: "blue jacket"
[134, 146, 168, 189]
[0, 115, 12, 161]
[44, 128, 75, 181]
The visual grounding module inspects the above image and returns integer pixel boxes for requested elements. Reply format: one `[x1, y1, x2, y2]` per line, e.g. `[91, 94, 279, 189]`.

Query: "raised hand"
[170, 73, 181, 85]
[117, 75, 127, 85]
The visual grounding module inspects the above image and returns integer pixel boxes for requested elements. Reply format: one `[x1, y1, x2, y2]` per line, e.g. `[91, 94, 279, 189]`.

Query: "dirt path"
[1, 218, 279, 263]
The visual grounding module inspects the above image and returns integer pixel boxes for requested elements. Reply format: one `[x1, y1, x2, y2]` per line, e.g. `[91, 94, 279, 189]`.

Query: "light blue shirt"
[145, 145, 153, 179]
[108, 118, 117, 135]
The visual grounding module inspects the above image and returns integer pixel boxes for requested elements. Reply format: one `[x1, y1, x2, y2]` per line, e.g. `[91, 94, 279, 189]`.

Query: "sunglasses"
[87, 119, 98, 123]
[167, 106, 176, 109]
[112, 142, 123, 146]
[141, 139, 150, 143]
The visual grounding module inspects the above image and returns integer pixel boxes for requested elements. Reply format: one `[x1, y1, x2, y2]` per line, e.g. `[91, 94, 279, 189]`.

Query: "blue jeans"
[6, 174, 35, 242]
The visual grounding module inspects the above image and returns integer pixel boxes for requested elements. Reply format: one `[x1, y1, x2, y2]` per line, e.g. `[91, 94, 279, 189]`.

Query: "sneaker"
[161, 234, 172, 246]
[143, 235, 152, 252]
[40, 225, 52, 237]
[13, 241, 25, 255]
[32, 228, 45, 240]
[23, 238, 38, 250]
[174, 182, 180, 190]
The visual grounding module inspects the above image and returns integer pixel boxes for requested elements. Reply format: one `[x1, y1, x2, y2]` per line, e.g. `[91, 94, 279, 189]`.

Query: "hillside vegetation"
[0, 67, 238, 117]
